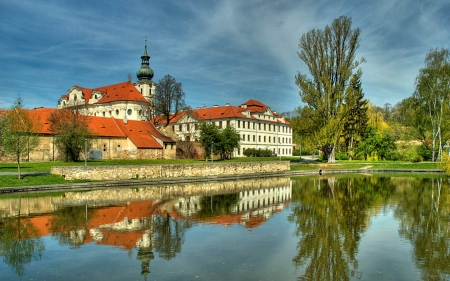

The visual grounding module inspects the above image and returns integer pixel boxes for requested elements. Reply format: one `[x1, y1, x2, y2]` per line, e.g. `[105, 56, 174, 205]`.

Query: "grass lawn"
[0, 157, 445, 188]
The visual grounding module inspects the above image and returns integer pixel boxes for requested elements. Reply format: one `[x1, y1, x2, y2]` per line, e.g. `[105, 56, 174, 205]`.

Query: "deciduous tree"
[413, 48, 450, 162]
[295, 16, 364, 163]
[155, 74, 187, 126]
[48, 109, 92, 162]
[0, 96, 41, 179]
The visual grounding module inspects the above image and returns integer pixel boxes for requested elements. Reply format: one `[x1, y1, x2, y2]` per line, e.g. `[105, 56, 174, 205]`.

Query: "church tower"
[135, 38, 156, 106]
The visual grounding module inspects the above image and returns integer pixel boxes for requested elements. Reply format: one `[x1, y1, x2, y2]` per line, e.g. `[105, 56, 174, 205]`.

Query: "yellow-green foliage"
[441, 154, 450, 175]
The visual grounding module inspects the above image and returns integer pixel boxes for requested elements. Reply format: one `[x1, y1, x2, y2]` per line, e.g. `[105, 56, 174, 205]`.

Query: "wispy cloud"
[1, 0, 449, 113]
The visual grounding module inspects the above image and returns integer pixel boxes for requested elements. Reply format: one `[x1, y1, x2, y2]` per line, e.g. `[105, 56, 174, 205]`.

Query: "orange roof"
[86, 116, 126, 138]
[242, 99, 269, 111]
[114, 118, 175, 148]
[60, 81, 149, 105]
[155, 100, 288, 126]
[95, 81, 148, 104]
[26, 108, 175, 147]
[28, 107, 56, 134]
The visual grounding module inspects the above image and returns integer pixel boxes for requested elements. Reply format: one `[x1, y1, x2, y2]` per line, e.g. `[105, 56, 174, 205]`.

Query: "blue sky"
[1, 0, 449, 114]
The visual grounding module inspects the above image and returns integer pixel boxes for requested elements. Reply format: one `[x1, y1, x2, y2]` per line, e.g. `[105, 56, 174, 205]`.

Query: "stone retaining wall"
[51, 161, 290, 181]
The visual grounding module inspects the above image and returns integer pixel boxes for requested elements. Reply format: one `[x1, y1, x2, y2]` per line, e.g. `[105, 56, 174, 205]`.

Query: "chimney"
[225, 103, 230, 106]
[213, 105, 218, 107]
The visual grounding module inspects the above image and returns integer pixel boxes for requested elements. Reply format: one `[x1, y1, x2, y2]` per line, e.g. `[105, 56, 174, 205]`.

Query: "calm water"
[0, 175, 449, 281]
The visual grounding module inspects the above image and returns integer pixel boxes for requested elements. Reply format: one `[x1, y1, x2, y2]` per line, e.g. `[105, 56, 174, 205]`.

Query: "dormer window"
[74, 94, 77, 101]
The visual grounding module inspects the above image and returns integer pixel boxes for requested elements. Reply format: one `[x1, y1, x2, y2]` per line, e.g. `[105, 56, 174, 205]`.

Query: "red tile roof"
[155, 100, 288, 125]
[114, 118, 175, 149]
[26, 108, 174, 148]
[95, 81, 148, 104]
[60, 81, 149, 105]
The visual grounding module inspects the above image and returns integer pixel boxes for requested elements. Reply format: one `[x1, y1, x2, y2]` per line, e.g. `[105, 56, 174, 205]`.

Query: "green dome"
[136, 65, 154, 80]
[136, 44, 154, 81]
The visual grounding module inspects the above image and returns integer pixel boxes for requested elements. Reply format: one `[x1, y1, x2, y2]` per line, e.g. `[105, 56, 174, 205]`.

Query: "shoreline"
[0, 168, 444, 195]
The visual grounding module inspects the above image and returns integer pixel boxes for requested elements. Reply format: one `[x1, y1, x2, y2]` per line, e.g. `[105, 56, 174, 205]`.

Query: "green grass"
[0, 174, 93, 187]
[0, 158, 444, 188]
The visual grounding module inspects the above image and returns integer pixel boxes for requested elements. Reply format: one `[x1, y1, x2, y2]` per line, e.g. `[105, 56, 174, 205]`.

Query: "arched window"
[127, 109, 132, 115]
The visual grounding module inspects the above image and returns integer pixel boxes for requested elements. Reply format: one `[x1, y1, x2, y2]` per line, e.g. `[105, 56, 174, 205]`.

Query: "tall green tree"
[198, 122, 240, 160]
[414, 48, 450, 162]
[198, 122, 220, 160]
[295, 16, 364, 163]
[0, 96, 41, 179]
[216, 125, 241, 160]
[341, 73, 368, 159]
[155, 74, 187, 126]
[48, 109, 92, 162]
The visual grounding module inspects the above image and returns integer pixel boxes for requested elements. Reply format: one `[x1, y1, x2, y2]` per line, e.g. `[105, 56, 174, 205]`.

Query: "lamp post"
[85, 138, 87, 167]
[211, 142, 214, 163]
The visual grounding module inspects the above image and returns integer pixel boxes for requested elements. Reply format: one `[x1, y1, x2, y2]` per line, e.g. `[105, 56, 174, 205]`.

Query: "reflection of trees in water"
[288, 176, 396, 281]
[0, 198, 45, 277]
[50, 205, 93, 247]
[395, 177, 450, 280]
[196, 193, 240, 219]
[153, 214, 193, 260]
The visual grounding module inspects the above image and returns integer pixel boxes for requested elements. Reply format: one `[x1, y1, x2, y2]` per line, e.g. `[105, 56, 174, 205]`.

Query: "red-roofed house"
[24, 108, 176, 161]
[155, 100, 293, 157]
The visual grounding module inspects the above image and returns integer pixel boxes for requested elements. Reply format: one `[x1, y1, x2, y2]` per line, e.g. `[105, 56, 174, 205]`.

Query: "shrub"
[243, 148, 272, 157]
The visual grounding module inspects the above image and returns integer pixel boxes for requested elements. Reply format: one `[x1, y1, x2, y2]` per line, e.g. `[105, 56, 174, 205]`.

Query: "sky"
[1, 0, 449, 114]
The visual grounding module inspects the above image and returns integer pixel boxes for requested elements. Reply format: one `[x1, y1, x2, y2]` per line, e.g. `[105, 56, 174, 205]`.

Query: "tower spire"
[136, 36, 154, 81]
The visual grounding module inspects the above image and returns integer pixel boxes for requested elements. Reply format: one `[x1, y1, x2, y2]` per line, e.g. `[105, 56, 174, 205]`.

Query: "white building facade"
[161, 100, 293, 157]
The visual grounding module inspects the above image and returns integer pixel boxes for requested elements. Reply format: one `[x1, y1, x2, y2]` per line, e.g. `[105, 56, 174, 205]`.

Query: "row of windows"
[93, 108, 143, 117]
[237, 120, 291, 133]
[240, 134, 292, 144]
[175, 120, 291, 134]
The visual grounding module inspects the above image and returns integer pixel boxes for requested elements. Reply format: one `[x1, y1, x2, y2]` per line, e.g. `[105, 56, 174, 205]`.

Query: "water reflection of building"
[167, 183, 292, 228]
[0, 178, 291, 245]
[0, 177, 291, 275]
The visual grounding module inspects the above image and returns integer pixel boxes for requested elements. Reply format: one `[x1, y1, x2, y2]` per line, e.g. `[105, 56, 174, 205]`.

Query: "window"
[73, 94, 77, 101]
[248, 122, 250, 129]
[264, 124, 266, 131]
[253, 135, 256, 142]
[258, 136, 261, 142]
[178, 125, 182, 132]
[127, 109, 132, 115]
[227, 120, 230, 127]
[219, 121, 222, 128]
[243, 121, 245, 128]
[264, 136, 266, 142]
[238, 120, 240, 128]
[102, 112, 105, 117]
[187, 124, 190, 131]
[242, 134, 245, 141]
[115, 109, 119, 116]
[247, 135, 250, 141]
[253, 122, 255, 129]
[258, 123, 261, 130]
[195, 124, 198, 130]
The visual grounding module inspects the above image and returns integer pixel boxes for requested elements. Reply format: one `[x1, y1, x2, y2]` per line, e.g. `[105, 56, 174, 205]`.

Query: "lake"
[0, 175, 449, 280]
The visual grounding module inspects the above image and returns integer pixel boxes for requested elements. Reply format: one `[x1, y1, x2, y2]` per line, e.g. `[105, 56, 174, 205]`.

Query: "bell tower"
[135, 37, 156, 105]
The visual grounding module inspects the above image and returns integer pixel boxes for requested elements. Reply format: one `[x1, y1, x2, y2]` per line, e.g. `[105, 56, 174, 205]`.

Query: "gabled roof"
[191, 105, 247, 121]
[95, 81, 148, 104]
[241, 99, 269, 113]
[114, 119, 175, 149]
[154, 100, 288, 126]
[59, 81, 149, 105]
[86, 116, 126, 138]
